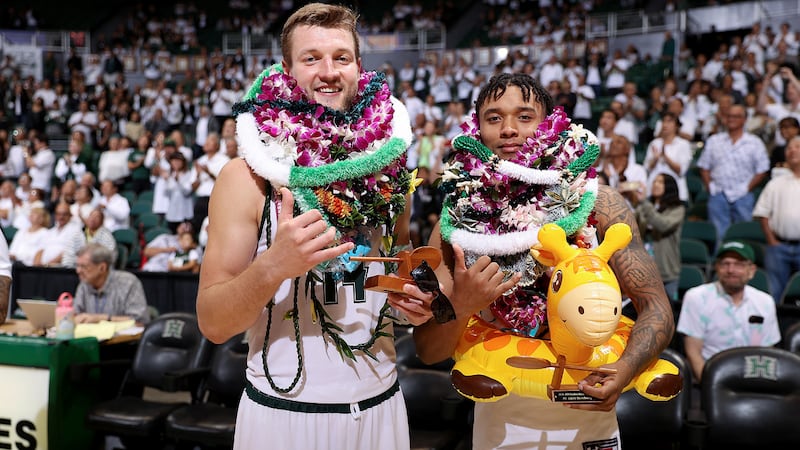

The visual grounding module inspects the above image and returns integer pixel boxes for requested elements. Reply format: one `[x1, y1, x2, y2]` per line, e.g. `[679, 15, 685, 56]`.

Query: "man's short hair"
[281, 3, 360, 65]
[474, 73, 553, 119]
[78, 242, 115, 267]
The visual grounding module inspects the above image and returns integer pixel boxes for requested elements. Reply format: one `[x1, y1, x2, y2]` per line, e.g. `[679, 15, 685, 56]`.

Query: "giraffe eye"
[552, 270, 563, 293]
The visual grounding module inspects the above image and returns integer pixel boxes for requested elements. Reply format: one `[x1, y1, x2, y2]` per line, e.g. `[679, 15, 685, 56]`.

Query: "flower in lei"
[237, 68, 412, 270]
[439, 106, 601, 336]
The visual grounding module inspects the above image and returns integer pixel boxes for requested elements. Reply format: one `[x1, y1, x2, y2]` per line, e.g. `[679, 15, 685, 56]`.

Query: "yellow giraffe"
[451, 223, 682, 403]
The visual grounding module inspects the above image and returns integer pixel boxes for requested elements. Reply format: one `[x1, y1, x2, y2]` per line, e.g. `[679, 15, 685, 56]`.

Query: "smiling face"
[477, 85, 545, 160]
[282, 25, 361, 112]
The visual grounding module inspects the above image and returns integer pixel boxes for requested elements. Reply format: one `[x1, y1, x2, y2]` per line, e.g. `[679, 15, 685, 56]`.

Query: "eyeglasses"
[717, 259, 750, 269]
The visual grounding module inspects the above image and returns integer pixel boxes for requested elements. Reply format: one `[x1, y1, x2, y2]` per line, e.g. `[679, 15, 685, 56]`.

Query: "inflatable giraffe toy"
[451, 222, 683, 403]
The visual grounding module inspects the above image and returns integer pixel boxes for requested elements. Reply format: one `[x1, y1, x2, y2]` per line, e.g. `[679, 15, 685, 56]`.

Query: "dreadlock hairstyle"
[474, 73, 554, 118]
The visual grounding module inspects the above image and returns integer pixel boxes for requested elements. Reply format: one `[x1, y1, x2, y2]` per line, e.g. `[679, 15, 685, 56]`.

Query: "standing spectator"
[24, 131, 56, 194]
[643, 112, 694, 202]
[190, 133, 228, 231]
[208, 79, 235, 124]
[192, 105, 219, 159]
[54, 137, 90, 182]
[752, 136, 800, 301]
[164, 152, 194, 232]
[757, 65, 800, 149]
[572, 73, 595, 128]
[146, 134, 173, 219]
[67, 100, 98, 145]
[73, 243, 149, 324]
[677, 241, 781, 381]
[127, 134, 151, 195]
[697, 104, 770, 248]
[603, 49, 629, 96]
[627, 174, 686, 301]
[97, 135, 132, 185]
[97, 180, 130, 232]
[123, 110, 145, 142]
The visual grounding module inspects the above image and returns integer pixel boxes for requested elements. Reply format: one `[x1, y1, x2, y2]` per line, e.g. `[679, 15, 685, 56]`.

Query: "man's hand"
[257, 187, 354, 282]
[450, 244, 520, 318]
[568, 361, 635, 412]
[388, 285, 434, 326]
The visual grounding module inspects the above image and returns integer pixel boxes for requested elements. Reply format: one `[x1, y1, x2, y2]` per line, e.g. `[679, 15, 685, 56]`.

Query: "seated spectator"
[14, 172, 33, 204]
[12, 188, 46, 231]
[80, 209, 116, 254]
[167, 231, 200, 274]
[677, 241, 781, 381]
[8, 207, 49, 266]
[54, 137, 90, 182]
[73, 243, 150, 324]
[0, 180, 19, 229]
[32, 202, 85, 268]
[141, 221, 193, 272]
[96, 180, 131, 232]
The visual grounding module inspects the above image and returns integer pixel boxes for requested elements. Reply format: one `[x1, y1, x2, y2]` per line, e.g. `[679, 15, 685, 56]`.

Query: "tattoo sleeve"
[594, 185, 675, 376]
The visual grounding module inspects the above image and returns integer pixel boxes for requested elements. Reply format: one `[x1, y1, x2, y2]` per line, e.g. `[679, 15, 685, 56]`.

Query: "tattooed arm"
[570, 185, 675, 411]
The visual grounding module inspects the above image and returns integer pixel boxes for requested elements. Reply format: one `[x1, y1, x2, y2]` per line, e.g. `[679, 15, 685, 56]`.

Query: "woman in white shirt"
[163, 152, 194, 230]
[9, 207, 49, 266]
[643, 112, 694, 202]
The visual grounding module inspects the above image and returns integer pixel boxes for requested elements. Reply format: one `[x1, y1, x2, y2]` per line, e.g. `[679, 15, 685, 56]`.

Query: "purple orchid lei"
[443, 107, 598, 337]
[445, 106, 596, 235]
[248, 70, 411, 235]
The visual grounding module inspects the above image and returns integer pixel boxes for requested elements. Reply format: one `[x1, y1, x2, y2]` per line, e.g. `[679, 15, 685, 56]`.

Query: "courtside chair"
[85, 312, 213, 449]
[145, 226, 172, 244]
[164, 333, 249, 449]
[700, 347, 800, 449]
[134, 212, 162, 233]
[616, 348, 691, 450]
[784, 322, 800, 354]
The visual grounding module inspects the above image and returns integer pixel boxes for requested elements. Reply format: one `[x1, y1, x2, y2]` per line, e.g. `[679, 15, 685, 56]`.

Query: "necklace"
[235, 65, 414, 272]
[440, 107, 600, 336]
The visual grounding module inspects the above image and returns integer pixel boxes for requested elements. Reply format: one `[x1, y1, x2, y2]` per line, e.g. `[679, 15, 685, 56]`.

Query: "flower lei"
[439, 107, 600, 337]
[234, 64, 413, 272]
[234, 65, 415, 371]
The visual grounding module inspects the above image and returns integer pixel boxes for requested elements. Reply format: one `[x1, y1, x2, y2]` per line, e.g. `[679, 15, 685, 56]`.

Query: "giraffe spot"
[483, 331, 511, 351]
[516, 338, 541, 355]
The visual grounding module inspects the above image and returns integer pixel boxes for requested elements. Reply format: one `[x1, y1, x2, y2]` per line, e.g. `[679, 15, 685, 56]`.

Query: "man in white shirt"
[33, 201, 85, 268]
[97, 180, 131, 232]
[25, 131, 56, 193]
[67, 100, 98, 144]
[191, 133, 230, 231]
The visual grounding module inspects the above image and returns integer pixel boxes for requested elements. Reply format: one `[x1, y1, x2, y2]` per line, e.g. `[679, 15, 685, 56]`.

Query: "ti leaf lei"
[439, 107, 601, 337]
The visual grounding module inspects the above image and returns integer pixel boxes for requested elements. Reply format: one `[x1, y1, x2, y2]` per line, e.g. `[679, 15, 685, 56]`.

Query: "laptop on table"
[16, 299, 57, 331]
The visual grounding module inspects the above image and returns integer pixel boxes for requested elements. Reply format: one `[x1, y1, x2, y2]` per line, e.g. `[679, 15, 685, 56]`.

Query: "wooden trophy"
[349, 246, 442, 294]
[507, 355, 618, 404]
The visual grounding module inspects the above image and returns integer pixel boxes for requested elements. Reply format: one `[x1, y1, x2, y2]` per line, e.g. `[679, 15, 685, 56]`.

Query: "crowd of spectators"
[1, 2, 799, 296]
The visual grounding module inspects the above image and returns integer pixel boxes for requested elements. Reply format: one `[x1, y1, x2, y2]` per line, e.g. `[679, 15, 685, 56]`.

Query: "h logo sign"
[743, 355, 777, 380]
[162, 319, 185, 339]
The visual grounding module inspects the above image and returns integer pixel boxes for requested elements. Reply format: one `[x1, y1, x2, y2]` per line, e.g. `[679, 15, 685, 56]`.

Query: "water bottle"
[54, 292, 75, 340]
